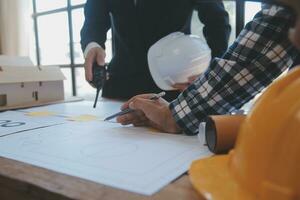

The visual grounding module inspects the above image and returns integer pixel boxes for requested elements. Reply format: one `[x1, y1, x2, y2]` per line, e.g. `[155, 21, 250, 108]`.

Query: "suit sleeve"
[80, 0, 111, 51]
[194, 1, 231, 58]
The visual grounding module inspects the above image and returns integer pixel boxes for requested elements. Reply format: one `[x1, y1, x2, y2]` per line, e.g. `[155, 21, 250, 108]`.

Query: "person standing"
[81, 0, 231, 100]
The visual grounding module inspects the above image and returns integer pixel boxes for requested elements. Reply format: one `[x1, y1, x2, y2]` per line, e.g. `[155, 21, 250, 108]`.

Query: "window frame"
[32, 0, 85, 96]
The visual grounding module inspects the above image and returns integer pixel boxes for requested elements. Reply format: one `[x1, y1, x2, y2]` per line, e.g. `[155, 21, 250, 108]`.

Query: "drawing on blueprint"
[0, 119, 26, 128]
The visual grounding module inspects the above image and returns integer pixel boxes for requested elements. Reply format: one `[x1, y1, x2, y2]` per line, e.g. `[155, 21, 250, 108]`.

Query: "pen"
[104, 92, 166, 121]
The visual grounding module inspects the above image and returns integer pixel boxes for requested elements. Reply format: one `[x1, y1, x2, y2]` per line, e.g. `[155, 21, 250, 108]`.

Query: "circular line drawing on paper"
[0, 120, 11, 124]
[0, 120, 26, 128]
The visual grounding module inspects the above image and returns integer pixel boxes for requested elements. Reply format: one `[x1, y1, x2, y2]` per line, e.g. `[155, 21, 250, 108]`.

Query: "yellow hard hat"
[189, 67, 300, 200]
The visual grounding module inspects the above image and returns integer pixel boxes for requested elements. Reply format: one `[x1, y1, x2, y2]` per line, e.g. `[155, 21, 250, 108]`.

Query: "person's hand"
[84, 47, 106, 83]
[172, 74, 199, 92]
[116, 94, 182, 134]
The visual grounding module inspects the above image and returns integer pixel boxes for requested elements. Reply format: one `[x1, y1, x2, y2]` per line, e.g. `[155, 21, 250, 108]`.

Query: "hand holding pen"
[113, 92, 181, 134]
[104, 92, 166, 121]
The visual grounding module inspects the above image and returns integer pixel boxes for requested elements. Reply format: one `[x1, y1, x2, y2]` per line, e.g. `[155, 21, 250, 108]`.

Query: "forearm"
[80, 0, 111, 51]
[170, 6, 299, 135]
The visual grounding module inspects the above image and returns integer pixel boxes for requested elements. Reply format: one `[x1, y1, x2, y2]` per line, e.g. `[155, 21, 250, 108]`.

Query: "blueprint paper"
[0, 111, 64, 136]
[19, 100, 123, 120]
[0, 120, 211, 195]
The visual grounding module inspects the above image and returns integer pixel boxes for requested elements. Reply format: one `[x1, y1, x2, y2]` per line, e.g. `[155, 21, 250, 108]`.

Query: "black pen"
[104, 92, 166, 121]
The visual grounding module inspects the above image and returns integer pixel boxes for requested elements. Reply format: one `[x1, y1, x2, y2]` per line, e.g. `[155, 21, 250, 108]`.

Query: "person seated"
[116, 2, 300, 135]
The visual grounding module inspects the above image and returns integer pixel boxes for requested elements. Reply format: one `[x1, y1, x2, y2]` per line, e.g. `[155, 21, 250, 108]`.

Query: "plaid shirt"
[169, 5, 300, 135]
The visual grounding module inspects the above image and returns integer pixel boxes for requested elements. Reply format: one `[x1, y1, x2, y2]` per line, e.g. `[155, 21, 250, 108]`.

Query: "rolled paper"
[205, 115, 246, 154]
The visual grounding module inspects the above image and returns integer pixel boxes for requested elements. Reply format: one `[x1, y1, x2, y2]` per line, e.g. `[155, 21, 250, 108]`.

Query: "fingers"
[118, 97, 161, 126]
[120, 93, 156, 110]
[84, 54, 94, 82]
[84, 48, 105, 82]
[117, 95, 173, 133]
[172, 75, 200, 91]
[117, 97, 180, 133]
[132, 119, 149, 127]
[116, 110, 147, 125]
[188, 74, 200, 83]
[128, 98, 163, 122]
[173, 83, 189, 92]
[144, 119, 161, 130]
[129, 98, 181, 133]
[96, 49, 106, 66]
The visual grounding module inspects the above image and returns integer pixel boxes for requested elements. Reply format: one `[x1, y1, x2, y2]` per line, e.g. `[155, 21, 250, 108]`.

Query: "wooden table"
[0, 157, 204, 200]
[0, 98, 205, 200]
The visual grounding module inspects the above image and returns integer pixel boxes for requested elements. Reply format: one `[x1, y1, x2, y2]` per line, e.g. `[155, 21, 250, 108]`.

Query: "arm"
[194, 1, 231, 57]
[170, 6, 299, 135]
[80, 0, 111, 51]
[80, 0, 111, 82]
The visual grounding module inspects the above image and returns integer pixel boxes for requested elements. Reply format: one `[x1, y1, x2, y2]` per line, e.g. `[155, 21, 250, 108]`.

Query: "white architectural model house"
[0, 64, 65, 111]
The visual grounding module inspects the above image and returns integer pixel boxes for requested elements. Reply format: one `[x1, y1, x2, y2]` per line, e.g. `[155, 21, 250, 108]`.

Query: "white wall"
[0, 0, 31, 56]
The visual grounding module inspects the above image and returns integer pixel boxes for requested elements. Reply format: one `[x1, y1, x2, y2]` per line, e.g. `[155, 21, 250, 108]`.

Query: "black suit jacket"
[81, 0, 231, 100]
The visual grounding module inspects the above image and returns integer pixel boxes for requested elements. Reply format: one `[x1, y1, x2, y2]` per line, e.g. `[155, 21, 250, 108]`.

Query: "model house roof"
[0, 65, 65, 84]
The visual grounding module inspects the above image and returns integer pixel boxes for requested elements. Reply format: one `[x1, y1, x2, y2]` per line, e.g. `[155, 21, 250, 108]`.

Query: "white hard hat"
[148, 32, 211, 90]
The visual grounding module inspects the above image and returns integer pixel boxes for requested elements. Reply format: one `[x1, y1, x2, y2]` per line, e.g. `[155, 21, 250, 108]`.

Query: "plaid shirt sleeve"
[169, 5, 300, 135]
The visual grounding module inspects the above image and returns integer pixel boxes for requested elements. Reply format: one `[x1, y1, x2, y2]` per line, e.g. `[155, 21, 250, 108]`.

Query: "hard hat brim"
[189, 155, 255, 200]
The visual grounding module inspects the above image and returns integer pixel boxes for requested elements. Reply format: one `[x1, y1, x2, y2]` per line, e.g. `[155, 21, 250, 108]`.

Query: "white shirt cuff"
[83, 42, 102, 58]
